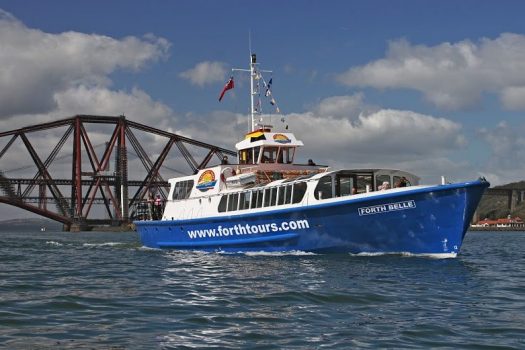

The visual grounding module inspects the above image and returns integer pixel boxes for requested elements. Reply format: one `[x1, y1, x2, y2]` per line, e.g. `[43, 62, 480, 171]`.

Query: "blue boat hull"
[135, 180, 489, 256]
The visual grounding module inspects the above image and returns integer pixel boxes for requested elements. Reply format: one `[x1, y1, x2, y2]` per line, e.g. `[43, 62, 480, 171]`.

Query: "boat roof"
[235, 130, 304, 150]
[220, 168, 420, 189]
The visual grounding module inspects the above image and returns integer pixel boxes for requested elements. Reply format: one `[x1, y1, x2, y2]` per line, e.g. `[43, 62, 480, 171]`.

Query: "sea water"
[0, 230, 524, 349]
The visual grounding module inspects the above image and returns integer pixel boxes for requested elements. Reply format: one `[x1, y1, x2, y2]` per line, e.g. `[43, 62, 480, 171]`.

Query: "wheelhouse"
[235, 129, 303, 165]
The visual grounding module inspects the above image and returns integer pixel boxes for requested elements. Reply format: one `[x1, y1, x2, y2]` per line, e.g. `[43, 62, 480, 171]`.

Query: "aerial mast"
[250, 53, 257, 132]
[232, 51, 272, 132]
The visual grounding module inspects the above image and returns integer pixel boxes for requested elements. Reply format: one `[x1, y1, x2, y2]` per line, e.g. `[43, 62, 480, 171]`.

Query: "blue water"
[1, 230, 524, 349]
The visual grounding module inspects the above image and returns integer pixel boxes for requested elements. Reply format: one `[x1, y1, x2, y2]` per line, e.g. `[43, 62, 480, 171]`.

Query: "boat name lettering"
[358, 200, 416, 216]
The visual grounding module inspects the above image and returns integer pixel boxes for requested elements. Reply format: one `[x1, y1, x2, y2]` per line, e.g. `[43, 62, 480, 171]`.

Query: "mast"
[233, 53, 272, 132]
[250, 53, 257, 132]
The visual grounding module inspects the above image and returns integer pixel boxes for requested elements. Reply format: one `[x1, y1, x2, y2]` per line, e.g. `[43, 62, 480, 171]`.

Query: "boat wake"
[82, 242, 132, 248]
[226, 250, 317, 257]
[351, 251, 458, 259]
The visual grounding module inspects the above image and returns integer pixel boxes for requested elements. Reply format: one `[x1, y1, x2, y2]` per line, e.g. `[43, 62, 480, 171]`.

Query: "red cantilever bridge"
[0, 115, 236, 231]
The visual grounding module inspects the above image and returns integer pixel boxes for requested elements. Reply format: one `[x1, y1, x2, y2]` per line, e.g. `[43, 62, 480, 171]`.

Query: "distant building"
[472, 215, 525, 228]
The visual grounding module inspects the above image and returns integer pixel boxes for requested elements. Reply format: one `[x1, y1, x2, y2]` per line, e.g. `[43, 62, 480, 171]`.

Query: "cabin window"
[239, 192, 251, 210]
[253, 147, 261, 164]
[337, 175, 353, 197]
[276, 148, 293, 164]
[250, 190, 258, 208]
[376, 175, 391, 190]
[227, 193, 239, 211]
[270, 188, 277, 206]
[285, 184, 292, 204]
[261, 146, 278, 163]
[315, 175, 333, 200]
[256, 189, 264, 208]
[239, 150, 250, 164]
[250, 189, 265, 208]
[292, 182, 307, 203]
[263, 188, 271, 207]
[277, 186, 286, 205]
[393, 176, 411, 188]
[263, 188, 278, 207]
[218, 195, 227, 212]
[282, 147, 295, 164]
[277, 184, 293, 205]
[356, 175, 373, 194]
[276, 148, 284, 163]
[172, 180, 194, 200]
[239, 192, 246, 210]
[276, 147, 295, 164]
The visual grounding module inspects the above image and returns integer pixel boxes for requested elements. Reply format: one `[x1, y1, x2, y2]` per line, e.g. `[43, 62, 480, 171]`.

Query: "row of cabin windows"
[314, 174, 373, 199]
[376, 174, 411, 189]
[314, 173, 412, 199]
[218, 182, 307, 213]
[171, 180, 194, 200]
[239, 146, 295, 165]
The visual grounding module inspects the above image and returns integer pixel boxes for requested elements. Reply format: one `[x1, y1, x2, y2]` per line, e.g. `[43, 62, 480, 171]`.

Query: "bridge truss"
[0, 115, 236, 230]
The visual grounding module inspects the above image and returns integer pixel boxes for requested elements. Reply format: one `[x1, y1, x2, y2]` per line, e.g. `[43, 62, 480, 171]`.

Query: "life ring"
[221, 167, 236, 179]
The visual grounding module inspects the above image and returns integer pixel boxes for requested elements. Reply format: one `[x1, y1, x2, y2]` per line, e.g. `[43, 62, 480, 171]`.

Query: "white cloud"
[179, 61, 227, 87]
[0, 9, 170, 118]
[478, 122, 525, 179]
[290, 107, 465, 165]
[54, 86, 173, 127]
[500, 86, 525, 110]
[313, 94, 368, 119]
[337, 33, 525, 110]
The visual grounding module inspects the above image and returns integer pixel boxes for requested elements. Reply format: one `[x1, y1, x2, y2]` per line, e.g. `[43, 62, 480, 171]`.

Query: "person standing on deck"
[154, 194, 162, 220]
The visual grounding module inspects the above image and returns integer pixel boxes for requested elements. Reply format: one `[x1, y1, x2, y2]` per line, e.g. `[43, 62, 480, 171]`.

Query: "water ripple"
[0, 231, 524, 348]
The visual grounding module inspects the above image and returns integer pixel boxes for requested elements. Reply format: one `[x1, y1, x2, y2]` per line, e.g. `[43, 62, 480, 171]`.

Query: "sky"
[1, 0, 525, 218]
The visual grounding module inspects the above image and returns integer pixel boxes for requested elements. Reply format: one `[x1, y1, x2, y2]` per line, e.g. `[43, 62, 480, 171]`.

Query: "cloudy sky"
[1, 0, 525, 217]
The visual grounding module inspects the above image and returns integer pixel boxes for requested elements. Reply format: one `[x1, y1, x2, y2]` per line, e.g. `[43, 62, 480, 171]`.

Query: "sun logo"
[196, 170, 217, 191]
[273, 134, 291, 144]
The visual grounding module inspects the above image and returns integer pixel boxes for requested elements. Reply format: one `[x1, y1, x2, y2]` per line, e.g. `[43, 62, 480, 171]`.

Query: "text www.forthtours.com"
[187, 220, 310, 239]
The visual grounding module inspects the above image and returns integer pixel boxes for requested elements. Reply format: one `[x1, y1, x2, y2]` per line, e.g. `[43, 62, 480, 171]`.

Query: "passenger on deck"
[154, 194, 163, 220]
[395, 177, 408, 188]
[222, 156, 229, 165]
[378, 181, 390, 190]
[308, 159, 316, 166]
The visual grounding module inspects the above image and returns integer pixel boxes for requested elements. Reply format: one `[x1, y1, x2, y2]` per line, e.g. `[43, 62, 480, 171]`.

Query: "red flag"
[218, 77, 234, 101]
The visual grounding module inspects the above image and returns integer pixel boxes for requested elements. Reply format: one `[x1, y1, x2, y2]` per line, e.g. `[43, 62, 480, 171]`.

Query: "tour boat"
[134, 53, 489, 257]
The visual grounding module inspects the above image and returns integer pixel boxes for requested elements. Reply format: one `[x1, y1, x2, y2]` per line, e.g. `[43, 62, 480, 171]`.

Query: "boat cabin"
[313, 169, 419, 199]
[235, 129, 304, 165]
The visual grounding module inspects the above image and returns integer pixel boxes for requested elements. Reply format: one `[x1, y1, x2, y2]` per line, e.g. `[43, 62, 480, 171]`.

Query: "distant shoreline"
[469, 226, 525, 232]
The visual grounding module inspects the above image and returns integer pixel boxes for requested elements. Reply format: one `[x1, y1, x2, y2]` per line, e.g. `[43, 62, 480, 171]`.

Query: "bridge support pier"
[509, 190, 517, 213]
[472, 209, 480, 224]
